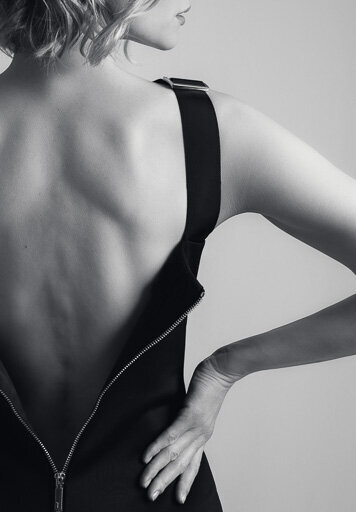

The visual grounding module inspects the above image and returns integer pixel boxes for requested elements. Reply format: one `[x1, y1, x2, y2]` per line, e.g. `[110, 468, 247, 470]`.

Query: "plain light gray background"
[1, 1, 355, 510]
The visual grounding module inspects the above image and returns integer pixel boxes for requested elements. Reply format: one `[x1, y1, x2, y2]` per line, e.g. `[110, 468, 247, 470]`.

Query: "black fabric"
[154, 78, 221, 243]
[0, 77, 223, 511]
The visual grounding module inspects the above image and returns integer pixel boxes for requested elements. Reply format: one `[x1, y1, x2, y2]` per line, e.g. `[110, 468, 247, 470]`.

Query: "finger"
[142, 412, 191, 464]
[140, 430, 194, 488]
[146, 440, 202, 502]
[176, 447, 204, 504]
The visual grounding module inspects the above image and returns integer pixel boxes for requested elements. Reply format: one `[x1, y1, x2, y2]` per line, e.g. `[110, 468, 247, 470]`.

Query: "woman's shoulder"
[207, 86, 298, 163]
[205, 86, 306, 220]
[204, 88, 266, 217]
[207, 87, 281, 147]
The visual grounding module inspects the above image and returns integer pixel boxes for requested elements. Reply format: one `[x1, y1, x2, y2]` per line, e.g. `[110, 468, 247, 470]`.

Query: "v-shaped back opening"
[102, 75, 222, 387]
[0, 76, 222, 472]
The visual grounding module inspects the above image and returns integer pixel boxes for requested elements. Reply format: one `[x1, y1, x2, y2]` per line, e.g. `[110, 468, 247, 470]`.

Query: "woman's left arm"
[140, 93, 356, 504]
[206, 92, 356, 382]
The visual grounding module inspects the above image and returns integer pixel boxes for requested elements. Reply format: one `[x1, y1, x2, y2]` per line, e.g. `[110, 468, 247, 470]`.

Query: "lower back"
[0, 71, 187, 463]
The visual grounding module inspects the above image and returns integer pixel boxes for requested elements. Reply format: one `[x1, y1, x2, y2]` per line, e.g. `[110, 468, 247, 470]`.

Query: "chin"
[156, 41, 178, 51]
[126, 30, 180, 51]
[148, 35, 179, 51]
[130, 39, 177, 51]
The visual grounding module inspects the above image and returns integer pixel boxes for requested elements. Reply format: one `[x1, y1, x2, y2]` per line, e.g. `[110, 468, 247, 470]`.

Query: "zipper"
[54, 471, 66, 511]
[0, 288, 205, 512]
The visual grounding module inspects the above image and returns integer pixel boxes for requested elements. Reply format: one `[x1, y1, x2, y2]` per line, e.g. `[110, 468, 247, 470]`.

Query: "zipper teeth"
[0, 288, 205, 480]
[61, 289, 205, 474]
[0, 389, 58, 474]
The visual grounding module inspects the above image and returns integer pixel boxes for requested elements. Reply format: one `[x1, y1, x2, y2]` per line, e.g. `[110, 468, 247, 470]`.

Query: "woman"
[0, 1, 355, 511]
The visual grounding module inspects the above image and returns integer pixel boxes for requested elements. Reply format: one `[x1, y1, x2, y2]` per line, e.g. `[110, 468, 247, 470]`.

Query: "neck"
[3, 43, 127, 93]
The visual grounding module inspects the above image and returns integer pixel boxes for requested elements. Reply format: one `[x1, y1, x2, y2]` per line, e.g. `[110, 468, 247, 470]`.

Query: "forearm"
[208, 292, 356, 385]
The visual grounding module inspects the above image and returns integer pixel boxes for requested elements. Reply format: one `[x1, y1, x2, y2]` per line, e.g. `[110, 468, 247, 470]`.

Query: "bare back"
[0, 70, 192, 462]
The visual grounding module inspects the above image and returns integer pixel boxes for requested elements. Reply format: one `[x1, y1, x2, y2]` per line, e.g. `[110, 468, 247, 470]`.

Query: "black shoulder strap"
[154, 76, 221, 242]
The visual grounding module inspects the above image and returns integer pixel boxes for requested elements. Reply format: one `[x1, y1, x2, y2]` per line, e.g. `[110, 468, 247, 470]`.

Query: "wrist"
[207, 339, 257, 385]
[194, 357, 236, 395]
[182, 359, 232, 437]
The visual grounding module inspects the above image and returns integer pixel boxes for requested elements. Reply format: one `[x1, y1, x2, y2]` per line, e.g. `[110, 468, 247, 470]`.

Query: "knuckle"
[169, 449, 179, 461]
[167, 430, 178, 443]
[194, 432, 208, 446]
[201, 427, 213, 441]
[178, 458, 188, 471]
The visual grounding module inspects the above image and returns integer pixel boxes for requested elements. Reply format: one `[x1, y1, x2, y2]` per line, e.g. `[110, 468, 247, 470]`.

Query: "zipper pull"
[54, 471, 66, 512]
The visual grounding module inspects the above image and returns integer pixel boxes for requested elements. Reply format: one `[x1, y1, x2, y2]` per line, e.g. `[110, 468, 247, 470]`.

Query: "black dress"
[0, 76, 223, 511]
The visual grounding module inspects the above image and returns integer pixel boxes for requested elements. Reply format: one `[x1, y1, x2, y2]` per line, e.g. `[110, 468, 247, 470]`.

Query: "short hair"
[0, 0, 160, 68]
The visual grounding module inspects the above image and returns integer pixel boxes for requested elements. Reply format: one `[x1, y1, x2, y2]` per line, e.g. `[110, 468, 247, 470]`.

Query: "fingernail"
[151, 489, 161, 501]
[142, 478, 150, 488]
[144, 454, 152, 464]
[180, 493, 186, 504]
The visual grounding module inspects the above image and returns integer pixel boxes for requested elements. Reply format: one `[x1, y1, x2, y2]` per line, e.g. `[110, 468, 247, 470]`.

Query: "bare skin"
[0, 0, 355, 505]
[0, 57, 210, 464]
[139, 97, 356, 503]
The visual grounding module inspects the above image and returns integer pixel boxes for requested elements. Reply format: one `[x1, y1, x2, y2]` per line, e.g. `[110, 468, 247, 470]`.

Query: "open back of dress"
[0, 76, 223, 512]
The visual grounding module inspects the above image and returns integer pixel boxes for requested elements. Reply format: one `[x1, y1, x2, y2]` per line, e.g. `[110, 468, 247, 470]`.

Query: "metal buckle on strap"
[162, 76, 209, 91]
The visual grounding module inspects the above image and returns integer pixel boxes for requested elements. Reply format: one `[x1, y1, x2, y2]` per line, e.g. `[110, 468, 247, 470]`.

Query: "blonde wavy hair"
[0, 0, 160, 67]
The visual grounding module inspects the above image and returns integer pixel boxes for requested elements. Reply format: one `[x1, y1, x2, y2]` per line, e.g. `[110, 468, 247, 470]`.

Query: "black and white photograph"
[0, 1, 355, 511]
